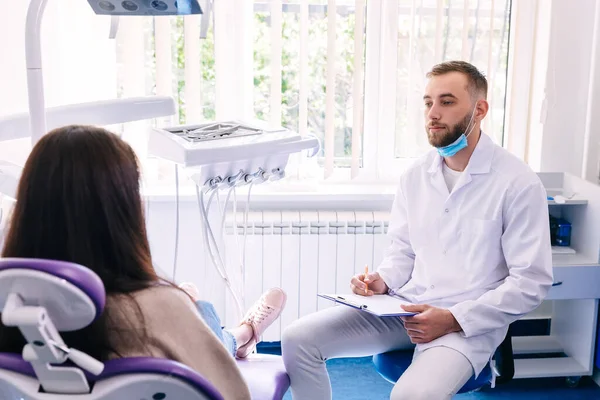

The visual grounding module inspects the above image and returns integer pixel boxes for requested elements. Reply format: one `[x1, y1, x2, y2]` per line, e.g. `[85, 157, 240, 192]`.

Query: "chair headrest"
[0, 258, 105, 331]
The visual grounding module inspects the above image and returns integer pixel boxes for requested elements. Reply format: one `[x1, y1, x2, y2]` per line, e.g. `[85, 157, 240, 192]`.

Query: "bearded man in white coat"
[281, 60, 554, 400]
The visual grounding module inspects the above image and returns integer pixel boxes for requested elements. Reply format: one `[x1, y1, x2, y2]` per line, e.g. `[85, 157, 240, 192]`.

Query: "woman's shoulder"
[105, 284, 201, 350]
[131, 284, 195, 312]
[107, 284, 195, 318]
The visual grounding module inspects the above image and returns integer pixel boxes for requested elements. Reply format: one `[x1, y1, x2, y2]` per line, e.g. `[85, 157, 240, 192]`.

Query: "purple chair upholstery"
[0, 353, 223, 400]
[237, 354, 290, 400]
[0, 352, 291, 400]
[0, 352, 34, 377]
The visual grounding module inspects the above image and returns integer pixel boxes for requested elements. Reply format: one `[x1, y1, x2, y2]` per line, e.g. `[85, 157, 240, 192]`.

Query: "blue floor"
[309, 357, 600, 399]
[259, 346, 600, 400]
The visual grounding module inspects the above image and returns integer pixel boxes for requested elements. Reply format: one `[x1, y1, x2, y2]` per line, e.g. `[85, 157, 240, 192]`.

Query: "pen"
[336, 296, 368, 310]
[364, 265, 369, 294]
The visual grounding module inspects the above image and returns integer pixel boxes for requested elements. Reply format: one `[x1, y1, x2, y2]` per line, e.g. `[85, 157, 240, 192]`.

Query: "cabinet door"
[547, 266, 600, 300]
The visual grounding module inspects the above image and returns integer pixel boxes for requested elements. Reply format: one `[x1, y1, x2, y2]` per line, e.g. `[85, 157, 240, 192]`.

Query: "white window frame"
[503, 0, 553, 173]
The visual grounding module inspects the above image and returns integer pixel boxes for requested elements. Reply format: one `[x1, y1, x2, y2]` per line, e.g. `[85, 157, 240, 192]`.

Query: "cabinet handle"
[552, 281, 563, 287]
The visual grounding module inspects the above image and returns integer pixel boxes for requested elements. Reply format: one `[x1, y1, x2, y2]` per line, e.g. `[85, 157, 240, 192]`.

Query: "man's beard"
[427, 111, 472, 148]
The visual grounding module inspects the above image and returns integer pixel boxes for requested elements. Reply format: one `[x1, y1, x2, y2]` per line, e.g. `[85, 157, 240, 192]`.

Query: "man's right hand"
[350, 271, 389, 296]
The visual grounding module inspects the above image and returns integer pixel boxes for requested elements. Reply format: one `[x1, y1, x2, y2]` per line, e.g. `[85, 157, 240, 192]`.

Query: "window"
[0, 0, 513, 190]
[391, 0, 511, 160]
[123, 0, 511, 187]
[251, 2, 364, 173]
[121, 1, 368, 187]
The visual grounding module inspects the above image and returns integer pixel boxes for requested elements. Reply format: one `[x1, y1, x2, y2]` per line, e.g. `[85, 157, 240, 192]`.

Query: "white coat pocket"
[459, 219, 503, 270]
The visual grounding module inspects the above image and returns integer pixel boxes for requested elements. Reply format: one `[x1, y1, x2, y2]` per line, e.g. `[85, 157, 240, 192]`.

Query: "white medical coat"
[377, 133, 553, 376]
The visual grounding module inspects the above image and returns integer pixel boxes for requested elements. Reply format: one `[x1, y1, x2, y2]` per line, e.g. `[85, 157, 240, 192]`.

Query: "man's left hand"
[400, 304, 462, 344]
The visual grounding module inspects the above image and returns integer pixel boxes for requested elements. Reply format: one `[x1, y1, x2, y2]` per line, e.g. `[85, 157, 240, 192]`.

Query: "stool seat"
[372, 350, 492, 394]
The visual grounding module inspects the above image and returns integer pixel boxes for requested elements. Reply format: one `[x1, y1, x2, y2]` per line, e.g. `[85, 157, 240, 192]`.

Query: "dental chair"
[0, 258, 289, 400]
[373, 327, 515, 394]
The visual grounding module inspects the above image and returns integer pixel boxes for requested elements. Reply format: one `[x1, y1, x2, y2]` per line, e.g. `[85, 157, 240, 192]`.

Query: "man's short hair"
[426, 61, 488, 99]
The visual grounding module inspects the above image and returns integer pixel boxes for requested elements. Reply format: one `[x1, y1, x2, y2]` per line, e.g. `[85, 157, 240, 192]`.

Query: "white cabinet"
[513, 172, 600, 381]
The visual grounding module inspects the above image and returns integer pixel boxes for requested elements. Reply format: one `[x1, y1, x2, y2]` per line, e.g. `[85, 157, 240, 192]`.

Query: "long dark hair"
[0, 125, 166, 360]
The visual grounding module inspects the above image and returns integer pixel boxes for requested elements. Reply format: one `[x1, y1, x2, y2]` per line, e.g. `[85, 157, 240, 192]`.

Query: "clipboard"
[318, 293, 418, 317]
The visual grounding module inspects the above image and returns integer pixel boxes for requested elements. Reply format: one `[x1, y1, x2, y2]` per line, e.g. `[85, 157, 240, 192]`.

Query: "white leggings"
[281, 305, 474, 400]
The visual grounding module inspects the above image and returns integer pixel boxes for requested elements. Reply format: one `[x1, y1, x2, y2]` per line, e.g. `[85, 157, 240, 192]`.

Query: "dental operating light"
[87, 0, 204, 15]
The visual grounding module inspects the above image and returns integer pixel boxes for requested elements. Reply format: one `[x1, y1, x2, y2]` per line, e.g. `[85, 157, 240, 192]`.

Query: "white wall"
[0, 1, 117, 116]
[0, 1, 119, 169]
[537, 0, 598, 178]
[528, 1, 600, 378]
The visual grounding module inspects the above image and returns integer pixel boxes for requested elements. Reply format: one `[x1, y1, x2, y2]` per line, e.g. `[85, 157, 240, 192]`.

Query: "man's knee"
[281, 323, 300, 350]
[281, 319, 315, 355]
[390, 380, 451, 400]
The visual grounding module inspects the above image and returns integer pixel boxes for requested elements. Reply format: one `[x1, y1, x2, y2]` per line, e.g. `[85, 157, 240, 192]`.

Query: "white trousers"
[281, 306, 474, 400]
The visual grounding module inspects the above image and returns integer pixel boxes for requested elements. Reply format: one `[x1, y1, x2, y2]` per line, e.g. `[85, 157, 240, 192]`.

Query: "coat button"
[444, 208, 449, 213]
[430, 285, 435, 289]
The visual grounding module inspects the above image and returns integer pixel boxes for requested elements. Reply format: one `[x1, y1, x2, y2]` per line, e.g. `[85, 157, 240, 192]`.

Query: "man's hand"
[350, 271, 389, 296]
[400, 304, 462, 344]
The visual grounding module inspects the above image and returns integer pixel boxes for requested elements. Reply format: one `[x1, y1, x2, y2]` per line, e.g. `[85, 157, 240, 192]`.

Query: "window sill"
[143, 181, 397, 211]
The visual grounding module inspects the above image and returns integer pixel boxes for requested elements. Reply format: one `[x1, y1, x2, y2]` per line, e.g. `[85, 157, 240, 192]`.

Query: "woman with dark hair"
[0, 125, 286, 400]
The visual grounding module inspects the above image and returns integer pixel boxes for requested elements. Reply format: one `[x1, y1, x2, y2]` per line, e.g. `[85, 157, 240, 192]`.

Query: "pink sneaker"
[236, 288, 287, 358]
[179, 282, 201, 302]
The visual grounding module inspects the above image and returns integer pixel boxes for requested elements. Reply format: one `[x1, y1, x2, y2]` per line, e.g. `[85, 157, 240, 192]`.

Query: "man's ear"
[476, 99, 489, 120]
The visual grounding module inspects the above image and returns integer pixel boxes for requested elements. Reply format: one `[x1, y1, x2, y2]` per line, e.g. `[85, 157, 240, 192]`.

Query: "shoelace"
[249, 303, 274, 323]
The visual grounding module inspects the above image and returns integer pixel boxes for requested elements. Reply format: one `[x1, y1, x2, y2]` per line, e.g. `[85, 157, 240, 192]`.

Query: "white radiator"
[216, 210, 391, 342]
[153, 203, 553, 343]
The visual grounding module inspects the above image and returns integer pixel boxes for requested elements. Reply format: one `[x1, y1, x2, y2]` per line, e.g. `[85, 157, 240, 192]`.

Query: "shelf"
[512, 335, 563, 355]
[547, 197, 588, 205]
[514, 357, 589, 379]
[552, 253, 599, 266]
[551, 246, 576, 255]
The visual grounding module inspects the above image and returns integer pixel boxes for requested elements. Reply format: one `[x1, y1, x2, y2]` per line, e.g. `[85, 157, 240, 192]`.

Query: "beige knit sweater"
[106, 285, 251, 400]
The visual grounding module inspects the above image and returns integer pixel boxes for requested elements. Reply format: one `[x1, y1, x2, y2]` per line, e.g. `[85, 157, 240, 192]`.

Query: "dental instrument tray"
[148, 120, 319, 185]
[148, 120, 319, 167]
[171, 122, 263, 143]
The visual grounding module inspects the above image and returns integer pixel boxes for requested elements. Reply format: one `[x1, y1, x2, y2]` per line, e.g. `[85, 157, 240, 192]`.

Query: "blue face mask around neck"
[436, 106, 477, 157]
